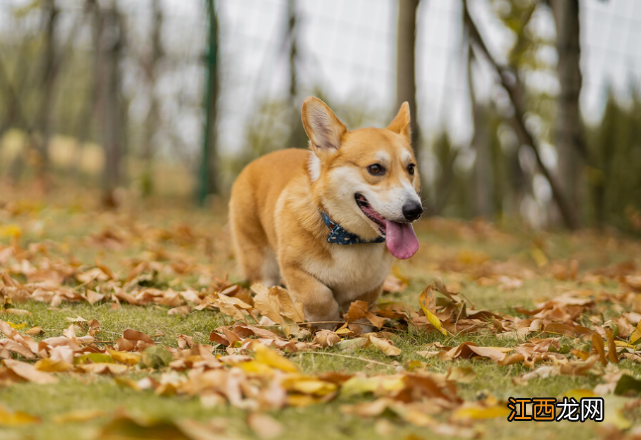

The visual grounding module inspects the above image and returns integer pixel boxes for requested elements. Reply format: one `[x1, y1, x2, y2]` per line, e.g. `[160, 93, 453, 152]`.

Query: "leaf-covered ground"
[1, 189, 641, 440]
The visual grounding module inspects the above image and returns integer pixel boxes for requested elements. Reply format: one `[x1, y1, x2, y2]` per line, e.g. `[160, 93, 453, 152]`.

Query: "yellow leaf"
[418, 287, 447, 336]
[0, 225, 22, 238]
[615, 341, 638, 349]
[453, 404, 511, 420]
[0, 406, 39, 426]
[281, 375, 337, 396]
[7, 322, 26, 330]
[286, 394, 322, 407]
[341, 376, 405, 397]
[629, 320, 641, 345]
[237, 360, 276, 375]
[254, 344, 298, 373]
[530, 246, 548, 267]
[114, 376, 141, 391]
[107, 350, 142, 366]
[34, 358, 73, 373]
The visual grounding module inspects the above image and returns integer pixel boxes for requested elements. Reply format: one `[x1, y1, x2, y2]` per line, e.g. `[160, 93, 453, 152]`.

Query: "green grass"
[1, 195, 641, 439]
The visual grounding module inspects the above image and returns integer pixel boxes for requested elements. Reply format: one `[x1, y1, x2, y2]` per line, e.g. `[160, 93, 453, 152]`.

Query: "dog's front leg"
[282, 266, 340, 330]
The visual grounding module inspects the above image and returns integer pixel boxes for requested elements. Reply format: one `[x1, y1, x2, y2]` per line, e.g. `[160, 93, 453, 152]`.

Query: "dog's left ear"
[302, 97, 347, 155]
[387, 102, 411, 142]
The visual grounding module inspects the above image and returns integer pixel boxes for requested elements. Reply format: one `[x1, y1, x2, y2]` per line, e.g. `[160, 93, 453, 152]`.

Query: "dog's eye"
[367, 164, 385, 176]
[408, 164, 416, 175]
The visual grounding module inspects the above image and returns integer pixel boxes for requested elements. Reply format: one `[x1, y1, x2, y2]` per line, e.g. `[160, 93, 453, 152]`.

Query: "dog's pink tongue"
[384, 220, 419, 259]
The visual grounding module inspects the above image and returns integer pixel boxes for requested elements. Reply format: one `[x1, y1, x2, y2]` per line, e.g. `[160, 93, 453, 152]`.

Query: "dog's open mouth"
[354, 193, 420, 260]
[355, 193, 387, 236]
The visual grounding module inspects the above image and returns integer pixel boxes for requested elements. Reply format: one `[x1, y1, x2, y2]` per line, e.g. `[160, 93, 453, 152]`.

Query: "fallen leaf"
[592, 333, 608, 366]
[605, 328, 619, 364]
[447, 366, 476, 384]
[614, 374, 641, 396]
[247, 413, 283, 440]
[76, 363, 128, 375]
[452, 403, 511, 420]
[366, 335, 401, 356]
[313, 330, 341, 348]
[140, 346, 172, 369]
[3, 359, 57, 384]
[254, 344, 298, 373]
[0, 406, 40, 426]
[26, 326, 44, 336]
[419, 286, 447, 336]
[108, 350, 142, 366]
[34, 358, 73, 372]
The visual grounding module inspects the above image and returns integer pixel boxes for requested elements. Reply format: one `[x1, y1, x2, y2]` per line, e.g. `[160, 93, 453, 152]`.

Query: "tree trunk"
[35, 0, 60, 189]
[99, 3, 124, 207]
[73, 0, 100, 180]
[198, 0, 219, 204]
[286, 0, 306, 149]
[141, 0, 163, 197]
[467, 35, 494, 219]
[551, 0, 584, 225]
[396, 0, 420, 162]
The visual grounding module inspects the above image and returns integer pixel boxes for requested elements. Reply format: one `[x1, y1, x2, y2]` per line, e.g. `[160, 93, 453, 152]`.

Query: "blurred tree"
[587, 86, 641, 233]
[285, 0, 307, 150]
[431, 131, 459, 216]
[140, 0, 164, 197]
[34, 0, 60, 187]
[550, 0, 585, 223]
[466, 0, 578, 228]
[198, 0, 219, 204]
[99, 1, 125, 207]
[396, 0, 421, 171]
[466, 29, 493, 220]
[73, 0, 101, 180]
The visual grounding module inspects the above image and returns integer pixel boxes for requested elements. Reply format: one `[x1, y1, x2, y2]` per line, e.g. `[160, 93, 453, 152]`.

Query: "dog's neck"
[319, 209, 385, 245]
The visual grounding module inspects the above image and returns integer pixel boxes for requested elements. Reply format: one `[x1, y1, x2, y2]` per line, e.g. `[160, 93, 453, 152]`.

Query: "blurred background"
[0, 0, 640, 233]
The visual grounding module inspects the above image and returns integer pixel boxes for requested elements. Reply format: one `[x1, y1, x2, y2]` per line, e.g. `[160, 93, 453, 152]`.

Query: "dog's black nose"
[402, 201, 423, 221]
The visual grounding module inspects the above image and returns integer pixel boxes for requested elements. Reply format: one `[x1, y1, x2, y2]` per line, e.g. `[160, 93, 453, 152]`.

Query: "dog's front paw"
[305, 311, 342, 331]
[348, 318, 376, 334]
[312, 321, 341, 331]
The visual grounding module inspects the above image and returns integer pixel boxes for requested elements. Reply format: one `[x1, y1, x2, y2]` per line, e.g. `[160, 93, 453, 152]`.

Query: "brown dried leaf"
[313, 330, 341, 348]
[592, 333, 607, 366]
[247, 413, 283, 440]
[3, 359, 57, 384]
[605, 328, 619, 364]
[366, 335, 401, 356]
[26, 327, 44, 336]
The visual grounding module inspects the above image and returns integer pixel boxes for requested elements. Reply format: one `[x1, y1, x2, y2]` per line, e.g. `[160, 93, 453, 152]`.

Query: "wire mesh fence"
[0, 0, 640, 229]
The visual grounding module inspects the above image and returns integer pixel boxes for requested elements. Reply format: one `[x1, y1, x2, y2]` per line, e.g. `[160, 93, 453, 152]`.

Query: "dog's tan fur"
[229, 97, 420, 327]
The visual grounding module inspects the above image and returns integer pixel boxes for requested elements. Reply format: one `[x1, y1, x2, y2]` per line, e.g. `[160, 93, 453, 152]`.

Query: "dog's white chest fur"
[303, 243, 392, 306]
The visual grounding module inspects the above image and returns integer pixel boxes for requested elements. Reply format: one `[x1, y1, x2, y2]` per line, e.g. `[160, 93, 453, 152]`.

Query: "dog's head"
[302, 97, 422, 259]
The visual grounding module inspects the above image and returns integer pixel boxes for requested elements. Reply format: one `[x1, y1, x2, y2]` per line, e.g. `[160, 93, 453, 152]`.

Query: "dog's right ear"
[302, 97, 347, 155]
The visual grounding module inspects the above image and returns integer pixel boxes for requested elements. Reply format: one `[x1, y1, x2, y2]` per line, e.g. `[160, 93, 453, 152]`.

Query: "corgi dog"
[229, 97, 422, 328]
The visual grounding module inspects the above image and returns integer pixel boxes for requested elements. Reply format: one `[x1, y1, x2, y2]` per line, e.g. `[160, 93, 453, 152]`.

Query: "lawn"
[1, 188, 641, 440]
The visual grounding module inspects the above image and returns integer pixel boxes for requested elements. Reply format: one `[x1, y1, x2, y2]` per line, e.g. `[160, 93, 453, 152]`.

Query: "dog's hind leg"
[229, 189, 280, 287]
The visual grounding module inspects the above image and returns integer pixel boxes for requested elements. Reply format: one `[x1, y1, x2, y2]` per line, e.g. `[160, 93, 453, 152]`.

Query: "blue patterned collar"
[320, 210, 385, 245]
